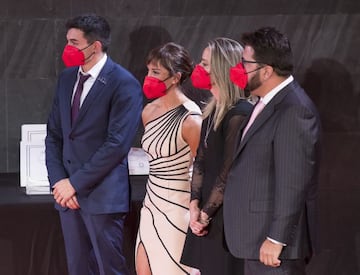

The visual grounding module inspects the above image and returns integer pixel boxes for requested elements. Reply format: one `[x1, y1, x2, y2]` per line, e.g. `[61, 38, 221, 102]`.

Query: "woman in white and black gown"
[135, 42, 202, 275]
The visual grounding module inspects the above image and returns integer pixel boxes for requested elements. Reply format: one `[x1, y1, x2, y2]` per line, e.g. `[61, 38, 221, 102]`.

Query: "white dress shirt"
[72, 53, 108, 107]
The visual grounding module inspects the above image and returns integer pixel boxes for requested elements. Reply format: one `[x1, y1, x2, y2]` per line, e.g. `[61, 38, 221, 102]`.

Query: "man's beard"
[245, 70, 262, 93]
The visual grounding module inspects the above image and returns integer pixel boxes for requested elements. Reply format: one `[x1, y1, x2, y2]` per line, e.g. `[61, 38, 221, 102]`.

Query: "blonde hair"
[202, 37, 245, 130]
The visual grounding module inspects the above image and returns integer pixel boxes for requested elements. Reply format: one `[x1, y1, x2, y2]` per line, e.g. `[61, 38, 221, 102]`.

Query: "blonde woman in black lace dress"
[181, 38, 254, 275]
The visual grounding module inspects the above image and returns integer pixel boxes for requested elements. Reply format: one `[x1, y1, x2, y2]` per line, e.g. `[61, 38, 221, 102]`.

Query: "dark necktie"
[71, 73, 90, 125]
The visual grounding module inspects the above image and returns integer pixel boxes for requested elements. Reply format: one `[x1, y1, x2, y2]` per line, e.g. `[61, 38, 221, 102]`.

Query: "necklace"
[204, 112, 214, 148]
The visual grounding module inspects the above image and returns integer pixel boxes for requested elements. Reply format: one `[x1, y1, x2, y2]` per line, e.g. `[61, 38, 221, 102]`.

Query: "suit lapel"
[234, 84, 293, 158]
[71, 58, 115, 128]
[62, 69, 78, 130]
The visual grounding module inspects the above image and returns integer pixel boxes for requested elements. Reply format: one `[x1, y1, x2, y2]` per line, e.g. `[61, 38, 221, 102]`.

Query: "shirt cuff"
[267, 237, 287, 246]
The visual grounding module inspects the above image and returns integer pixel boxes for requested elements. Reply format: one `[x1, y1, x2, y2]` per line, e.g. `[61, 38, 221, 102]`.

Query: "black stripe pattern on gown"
[136, 102, 201, 275]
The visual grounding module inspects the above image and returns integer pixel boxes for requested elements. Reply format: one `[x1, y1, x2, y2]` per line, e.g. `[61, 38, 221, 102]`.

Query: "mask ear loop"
[160, 74, 175, 93]
[83, 52, 95, 63]
[161, 75, 173, 82]
[245, 66, 264, 74]
[80, 42, 96, 63]
[79, 42, 95, 52]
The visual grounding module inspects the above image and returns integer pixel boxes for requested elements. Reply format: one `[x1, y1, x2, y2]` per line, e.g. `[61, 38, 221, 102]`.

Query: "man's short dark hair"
[241, 27, 293, 76]
[66, 14, 111, 52]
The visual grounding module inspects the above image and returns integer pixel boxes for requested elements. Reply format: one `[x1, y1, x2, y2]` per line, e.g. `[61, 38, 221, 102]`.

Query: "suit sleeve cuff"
[267, 236, 287, 246]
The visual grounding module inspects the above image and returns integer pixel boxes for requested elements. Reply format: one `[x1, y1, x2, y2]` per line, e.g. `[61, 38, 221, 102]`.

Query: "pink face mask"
[62, 44, 93, 67]
[142, 76, 171, 99]
[190, 65, 212, 90]
[229, 62, 248, 89]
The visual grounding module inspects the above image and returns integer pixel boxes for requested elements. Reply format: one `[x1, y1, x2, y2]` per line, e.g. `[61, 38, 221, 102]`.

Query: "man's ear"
[93, 41, 103, 53]
[263, 65, 274, 80]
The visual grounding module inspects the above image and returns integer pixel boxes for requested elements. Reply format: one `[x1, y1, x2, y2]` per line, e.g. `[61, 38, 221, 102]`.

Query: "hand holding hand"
[190, 220, 208, 236]
[199, 210, 211, 226]
[189, 209, 210, 236]
[189, 200, 201, 224]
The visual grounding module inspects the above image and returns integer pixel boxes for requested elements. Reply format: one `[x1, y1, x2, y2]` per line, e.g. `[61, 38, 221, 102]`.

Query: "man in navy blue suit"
[45, 14, 142, 275]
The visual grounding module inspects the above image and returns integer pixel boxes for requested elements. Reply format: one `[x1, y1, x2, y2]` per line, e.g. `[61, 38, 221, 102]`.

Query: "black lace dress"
[181, 99, 253, 275]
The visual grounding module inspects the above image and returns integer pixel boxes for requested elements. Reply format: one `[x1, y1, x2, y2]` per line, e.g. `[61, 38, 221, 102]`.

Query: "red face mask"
[229, 62, 248, 89]
[62, 44, 93, 67]
[190, 65, 212, 90]
[143, 76, 171, 99]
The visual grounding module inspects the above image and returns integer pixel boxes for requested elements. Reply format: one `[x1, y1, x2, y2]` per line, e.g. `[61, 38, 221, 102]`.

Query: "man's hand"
[259, 238, 283, 267]
[66, 195, 80, 210]
[53, 178, 76, 207]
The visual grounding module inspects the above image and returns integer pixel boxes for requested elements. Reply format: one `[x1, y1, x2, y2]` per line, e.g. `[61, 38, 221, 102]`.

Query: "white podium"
[20, 124, 50, 195]
[19, 124, 149, 195]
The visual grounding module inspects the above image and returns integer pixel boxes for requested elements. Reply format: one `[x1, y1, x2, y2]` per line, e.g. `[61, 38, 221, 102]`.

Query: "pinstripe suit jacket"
[223, 80, 321, 260]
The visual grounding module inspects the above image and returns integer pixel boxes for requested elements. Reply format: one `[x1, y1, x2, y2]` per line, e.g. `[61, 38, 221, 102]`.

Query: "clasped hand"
[53, 178, 80, 209]
[189, 203, 209, 236]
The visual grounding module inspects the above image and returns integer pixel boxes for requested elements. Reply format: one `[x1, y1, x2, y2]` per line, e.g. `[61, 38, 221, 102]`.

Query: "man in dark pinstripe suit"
[224, 27, 321, 275]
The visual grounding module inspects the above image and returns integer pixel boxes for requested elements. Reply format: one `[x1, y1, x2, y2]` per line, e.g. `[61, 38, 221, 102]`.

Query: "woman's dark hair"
[241, 27, 293, 76]
[66, 14, 111, 52]
[146, 42, 193, 84]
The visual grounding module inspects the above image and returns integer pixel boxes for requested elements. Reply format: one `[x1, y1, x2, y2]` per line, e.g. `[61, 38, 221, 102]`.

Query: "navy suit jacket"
[224, 80, 321, 260]
[45, 57, 143, 214]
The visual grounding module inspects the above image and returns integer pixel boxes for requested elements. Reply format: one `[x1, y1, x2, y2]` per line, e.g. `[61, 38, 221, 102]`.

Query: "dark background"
[0, 0, 359, 274]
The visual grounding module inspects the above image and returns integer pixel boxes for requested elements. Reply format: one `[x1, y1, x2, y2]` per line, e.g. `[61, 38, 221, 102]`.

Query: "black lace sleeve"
[201, 112, 248, 217]
[190, 139, 205, 202]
